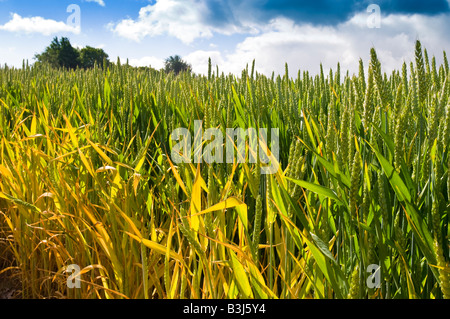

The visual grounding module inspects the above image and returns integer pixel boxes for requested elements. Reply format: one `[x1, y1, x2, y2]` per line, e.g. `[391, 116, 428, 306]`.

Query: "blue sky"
[1, 0, 450, 76]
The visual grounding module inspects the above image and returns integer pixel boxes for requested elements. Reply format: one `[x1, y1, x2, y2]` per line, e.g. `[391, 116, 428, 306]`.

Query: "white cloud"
[72, 43, 106, 50]
[109, 0, 256, 44]
[109, 0, 210, 43]
[72, 43, 84, 50]
[84, 0, 106, 6]
[0, 13, 80, 36]
[127, 56, 165, 69]
[111, 3, 450, 77]
[184, 50, 224, 75]
[117, 8, 450, 78]
[188, 12, 450, 77]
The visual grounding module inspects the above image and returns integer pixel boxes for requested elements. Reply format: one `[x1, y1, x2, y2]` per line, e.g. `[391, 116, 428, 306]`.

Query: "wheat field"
[0, 41, 448, 299]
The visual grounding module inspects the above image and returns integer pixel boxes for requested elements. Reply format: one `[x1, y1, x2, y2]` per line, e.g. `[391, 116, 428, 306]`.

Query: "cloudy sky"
[0, 0, 450, 76]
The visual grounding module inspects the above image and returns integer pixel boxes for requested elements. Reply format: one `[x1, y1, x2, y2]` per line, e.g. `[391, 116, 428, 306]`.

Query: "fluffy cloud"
[0, 13, 80, 36]
[109, 0, 257, 44]
[186, 12, 450, 77]
[109, 0, 450, 44]
[108, 0, 450, 77]
[127, 56, 165, 70]
[110, 0, 210, 43]
[184, 50, 225, 75]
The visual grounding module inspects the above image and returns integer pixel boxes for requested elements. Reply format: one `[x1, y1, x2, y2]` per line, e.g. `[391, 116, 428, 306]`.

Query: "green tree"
[164, 55, 191, 75]
[34, 37, 80, 69]
[34, 37, 60, 68]
[58, 37, 80, 69]
[79, 46, 109, 69]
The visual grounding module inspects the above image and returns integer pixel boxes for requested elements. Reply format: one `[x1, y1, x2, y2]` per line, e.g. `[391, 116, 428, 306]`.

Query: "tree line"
[34, 37, 192, 75]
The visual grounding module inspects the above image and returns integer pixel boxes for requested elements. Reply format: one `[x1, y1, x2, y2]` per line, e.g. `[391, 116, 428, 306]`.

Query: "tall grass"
[0, 41, 448, 299]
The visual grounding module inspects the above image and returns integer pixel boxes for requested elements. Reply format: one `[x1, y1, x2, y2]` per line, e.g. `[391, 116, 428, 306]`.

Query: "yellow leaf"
[190, 163, 202, 232]
[228, 249, 253, 298]
[247, 261, 278, 299]
[30, 116, 37, 136]
[110, 171, 122, 201]
[64, 115, 78, 148]
[167, 156, 188, 197]
[0, 211, 13, 232]
[134, 154, 147, 172]
[220, 162, 237, 200]
[126, 232, 183, 262]
[133, 173, 141, 195]
[192, 196, 246, 217]
[188, 163, 208, 193]
[169, 262, 180, 299]
[78, 149, 95, 177]
[88, 140, 113, 165]
[0, 164, 13, 179]
[81, 205, 123, 283]
[114, 203, 142, 238]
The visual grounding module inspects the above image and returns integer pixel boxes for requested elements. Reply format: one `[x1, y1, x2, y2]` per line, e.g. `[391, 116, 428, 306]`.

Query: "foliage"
[164, 55, 191, 75]
[34, 37, 80, 69]
[79, 46, 109, 69]
[34, 37, 109, 70]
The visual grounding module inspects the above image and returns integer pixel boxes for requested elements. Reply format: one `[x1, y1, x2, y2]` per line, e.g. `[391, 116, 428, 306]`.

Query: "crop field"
[0, 41, 449, 299]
